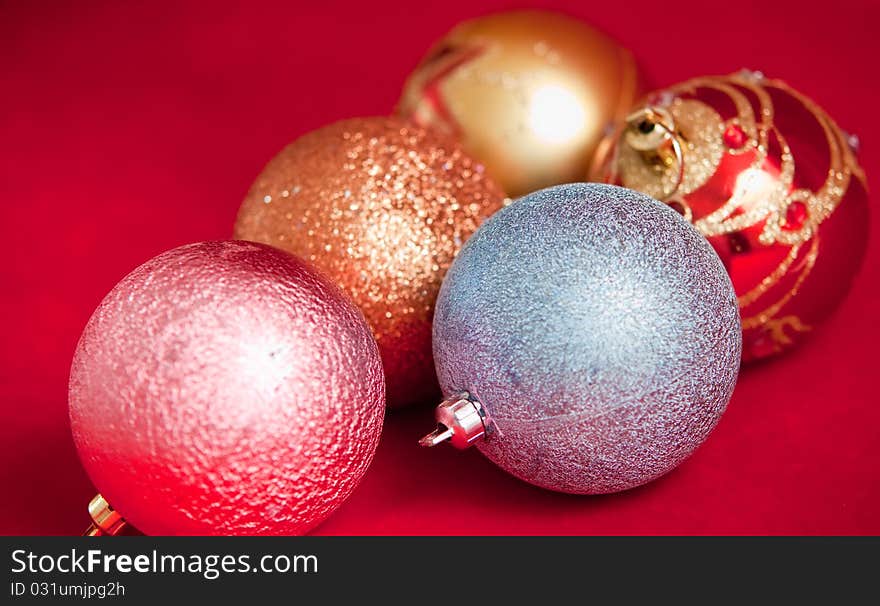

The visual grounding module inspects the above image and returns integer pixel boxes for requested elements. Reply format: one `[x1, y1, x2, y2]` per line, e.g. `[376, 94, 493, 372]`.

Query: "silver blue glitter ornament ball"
[426, 183, 741, 494]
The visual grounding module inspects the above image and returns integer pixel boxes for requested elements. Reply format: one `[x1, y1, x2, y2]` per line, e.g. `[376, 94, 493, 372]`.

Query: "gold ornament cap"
[84, 493, 127, 536]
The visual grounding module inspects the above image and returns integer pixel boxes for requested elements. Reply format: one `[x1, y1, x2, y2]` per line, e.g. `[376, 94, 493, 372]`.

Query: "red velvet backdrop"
[2, 0, 878, 535]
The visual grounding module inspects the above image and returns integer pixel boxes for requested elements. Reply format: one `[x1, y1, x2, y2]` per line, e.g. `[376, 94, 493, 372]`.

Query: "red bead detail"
[782, 201, 808, 231]
[723, 124, 747, 149]
[727, 232, 750, 254]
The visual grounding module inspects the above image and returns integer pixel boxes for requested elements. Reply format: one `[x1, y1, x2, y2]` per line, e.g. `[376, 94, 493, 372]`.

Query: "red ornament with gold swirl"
[591, 70, 869, 361]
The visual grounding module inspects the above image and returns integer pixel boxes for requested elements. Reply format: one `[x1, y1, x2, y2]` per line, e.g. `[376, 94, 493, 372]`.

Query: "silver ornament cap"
[419, 391, 492, 449]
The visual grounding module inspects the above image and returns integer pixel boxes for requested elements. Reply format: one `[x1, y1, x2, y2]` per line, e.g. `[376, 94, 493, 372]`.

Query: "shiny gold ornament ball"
[398, 10, 641, 198]
[234, 116, 507, 408]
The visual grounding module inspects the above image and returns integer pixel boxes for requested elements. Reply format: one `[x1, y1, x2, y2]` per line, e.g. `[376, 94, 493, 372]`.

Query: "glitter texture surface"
[433, 184, 741, 494]
[69, 241, 385, 535]
[234, 117, 506, 407]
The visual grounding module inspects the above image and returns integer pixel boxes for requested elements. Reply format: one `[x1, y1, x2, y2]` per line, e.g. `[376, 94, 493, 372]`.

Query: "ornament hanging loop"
[84, 493, 127, 536]
[419, 391, 492, 449]
[623, 106, 685, 201]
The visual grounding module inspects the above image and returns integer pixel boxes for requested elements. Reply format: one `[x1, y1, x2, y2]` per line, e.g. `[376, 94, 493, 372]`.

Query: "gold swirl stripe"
[737, 243, 801, 308]
[741, 236, 820, 329]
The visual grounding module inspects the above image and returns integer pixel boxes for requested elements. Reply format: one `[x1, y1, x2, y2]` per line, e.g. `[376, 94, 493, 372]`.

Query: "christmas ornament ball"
[69, 241, 385, 535]
[592, 71, 869, 361]
[234, 116, 506, 408]
[398, 10, 641, 198]
[431, 184, 741, 494]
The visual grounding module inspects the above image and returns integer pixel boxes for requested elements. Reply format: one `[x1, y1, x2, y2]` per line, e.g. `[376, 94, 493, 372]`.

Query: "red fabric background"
[1, 0, 878, 535]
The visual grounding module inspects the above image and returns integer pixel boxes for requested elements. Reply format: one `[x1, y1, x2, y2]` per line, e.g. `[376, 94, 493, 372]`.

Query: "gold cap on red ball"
[591, 70, 869, 361]
[234, 117, 507, 407]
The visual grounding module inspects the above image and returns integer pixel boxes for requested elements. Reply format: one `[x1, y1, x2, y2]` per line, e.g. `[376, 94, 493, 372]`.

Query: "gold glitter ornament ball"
[398, 10, 641, 198]
[234, 117, 507, 408]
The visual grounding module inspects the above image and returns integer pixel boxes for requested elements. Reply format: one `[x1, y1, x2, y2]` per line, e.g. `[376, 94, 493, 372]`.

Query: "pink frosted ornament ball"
[69, 241, 385, 535]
